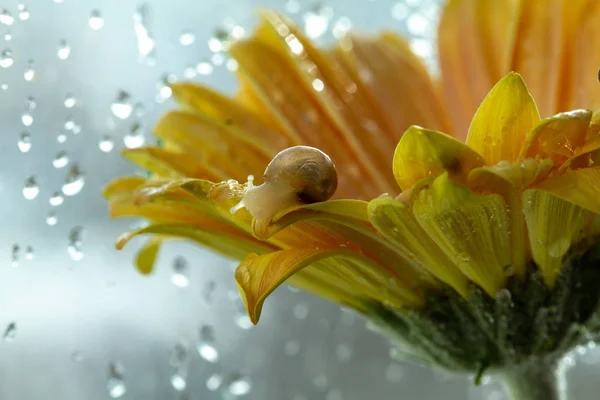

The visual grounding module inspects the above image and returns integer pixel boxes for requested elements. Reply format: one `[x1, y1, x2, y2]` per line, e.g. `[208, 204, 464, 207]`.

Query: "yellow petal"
[467, 159, 554, 280]
[170, 82, 296, 149]
[154, 111, 273, 181]
[532, 167, 600, 214]
[438, 0, 520, 136]
[563, 111, 600, 169]
[412, 173, 509, 296]
[522, 189, 590, 287]
[393, 125, 484, 190]
[117, 223, 276, 260]
[135, 237, 161, 275]
[566, 1, 600, 111]
[520, 109, 593, 164]
[368, 197, 469, 296]
[122, 147, 224, 181]
[103, 176, 147, 199]
[236, 249, 421, 324]
[466, 73, 540, 165]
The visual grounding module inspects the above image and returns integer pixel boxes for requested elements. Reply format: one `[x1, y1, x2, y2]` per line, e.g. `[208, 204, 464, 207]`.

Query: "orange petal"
[170, 82, 296, 150]
[331, 32, 451, 138]
[509, 0, 587, 116]
[122, 147, 224, 181]
[438, 0, 520, 137]
[466, 73, 540, 165]
[236, 249, 422, 324]
[230, 32, 383, 199]
[154, 111, 273, 181]
[393, 125, 484, 190]
[565, 1, 600, 111]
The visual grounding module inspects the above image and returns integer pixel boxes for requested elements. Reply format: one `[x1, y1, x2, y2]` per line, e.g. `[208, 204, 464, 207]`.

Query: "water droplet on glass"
[49, 192, 64, 206]
[197, 325, 219, 362]
[226, 58, 238, 72]
[18, 132, 31, 152]
[391, 2, 409, 20]
[24, 245, 34, 260]
[5, 32, 12, 41]
[53, 151, 69, 168]
[64, 94, 76, 108]
[23, 176, 39, 200]
[0, 49, 13, 67]
[68, 226, 84, 261]
[89, 10, 104, 30]
[133, 3, 156, 65]
[171, 256, 189, 287]
[111, 90, 132, 119]
[62, 164, 84, 196]
[24, 61, 35, 81]
[46, 211, 58, 226]
[303, 6, 331, 39]
[206, 373, 223, 391]
[335, 343, 353, 362]
[0, 10, 14, 25]
[227, 372, 252, 396]
[293, 302, 309, 319]
[196, 61, 213, 75]
[179, 30, 195, 46]
[332, 17, 352, 39]
[234, 311, 253, 330]
[17, 4, 29, 21]
[211, 53, 225, 66]
[123, 122, 145, 148]
[407, 13, 429, 36]
[171, 371, 187, 391]
[57, 40, 71, 59]
[11, 243, 19, 267]
[21, 112, 33, 126]
[71, 351, 84, 362]
[3, 322, 16, 341]
[285, 0, 301, 14]
[56, 132, 67, 143]
[201, 280, 217, 303]
[107, 362, 126, 398]
[183, 65, 196, 79]
[156, 74, 174, 100]
[99, 136, 114, 152]
[284, 340, 301, 356]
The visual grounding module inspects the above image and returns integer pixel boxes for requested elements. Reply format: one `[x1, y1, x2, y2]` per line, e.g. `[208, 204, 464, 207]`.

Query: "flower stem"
[500, 359, 566, 400]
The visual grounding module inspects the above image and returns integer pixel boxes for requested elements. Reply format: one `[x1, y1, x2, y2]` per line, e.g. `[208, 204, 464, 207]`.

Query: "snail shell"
[232, 146, 338, 221]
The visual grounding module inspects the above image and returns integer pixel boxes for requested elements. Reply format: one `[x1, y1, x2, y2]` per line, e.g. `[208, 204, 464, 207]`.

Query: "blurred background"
[0, 0, 598, 399]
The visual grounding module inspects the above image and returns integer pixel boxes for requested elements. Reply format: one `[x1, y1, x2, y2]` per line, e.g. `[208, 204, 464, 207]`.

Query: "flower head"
[105, 0, 600, 383]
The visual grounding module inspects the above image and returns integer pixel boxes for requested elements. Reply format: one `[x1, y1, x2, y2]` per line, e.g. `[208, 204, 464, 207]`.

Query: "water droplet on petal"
[49, 192, 64, 206]
[3, 322, 16, 341]
[89, 10, 104, 30]
[197, 325, 219, 362]
[171, 256, 189, 287]
[46, 211, 58, 226]
[227, 372, 252, 396]
[99, 136, 114, 152]
[57, 40, 71, 59]
[111, 90, 132, 119]
[0, 49, 13, 67]
[18, 132, 31, 152]
[53, 151, 69, 168]
[62, 164, 85, 196]
[23, 176, 39, 200]
[67, 226, 84, 261]
[179, 30, 195, 46]
[107, 362, 126, 398]
[0, 10, 14, 26]
[17, 4, 29, 21]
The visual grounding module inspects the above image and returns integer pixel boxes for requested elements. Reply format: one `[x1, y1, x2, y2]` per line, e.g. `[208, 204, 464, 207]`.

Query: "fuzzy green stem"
[500, 359, 566, 400]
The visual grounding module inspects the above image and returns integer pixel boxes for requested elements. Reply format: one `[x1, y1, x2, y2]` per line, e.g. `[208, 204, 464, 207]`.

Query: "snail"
[230, 146, 338, 220]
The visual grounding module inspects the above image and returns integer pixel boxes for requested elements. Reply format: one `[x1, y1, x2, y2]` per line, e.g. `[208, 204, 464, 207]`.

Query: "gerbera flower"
[104, 1, 600, 398]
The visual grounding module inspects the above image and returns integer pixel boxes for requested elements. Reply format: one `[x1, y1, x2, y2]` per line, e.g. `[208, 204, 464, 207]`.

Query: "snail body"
[230, 146, 338, 221]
